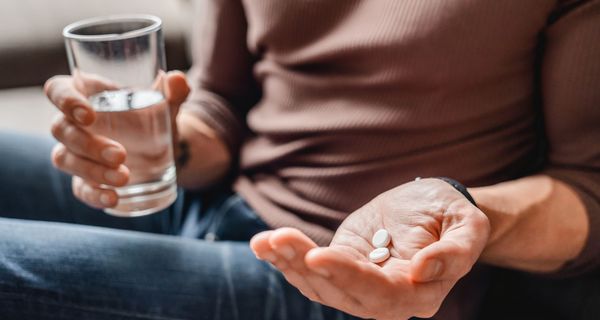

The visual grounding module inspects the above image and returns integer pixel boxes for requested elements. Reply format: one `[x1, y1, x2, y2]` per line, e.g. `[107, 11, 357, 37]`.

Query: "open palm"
[251, 178, 490, 320]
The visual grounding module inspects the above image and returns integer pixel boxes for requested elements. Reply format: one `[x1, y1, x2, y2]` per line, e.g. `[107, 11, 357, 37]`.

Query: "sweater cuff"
[180, 89, 244, 158]
[544, 167, 600, 277]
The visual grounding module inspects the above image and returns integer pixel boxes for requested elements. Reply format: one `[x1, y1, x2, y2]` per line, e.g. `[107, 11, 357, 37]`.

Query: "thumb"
[164, 70, 191, 112]
[410, 213, 489, 282]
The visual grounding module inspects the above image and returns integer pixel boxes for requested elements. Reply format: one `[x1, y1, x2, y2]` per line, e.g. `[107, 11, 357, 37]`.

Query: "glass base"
[104, 179, 177, 218]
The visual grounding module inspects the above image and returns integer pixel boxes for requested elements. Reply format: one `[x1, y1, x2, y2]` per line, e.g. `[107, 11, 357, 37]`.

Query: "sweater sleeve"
[540, 0, 600, 275]
[181, 0, 259, 156]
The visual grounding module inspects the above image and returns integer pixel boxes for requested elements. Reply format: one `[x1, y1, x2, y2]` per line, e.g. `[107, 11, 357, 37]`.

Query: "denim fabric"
[0, 131, 358, 320]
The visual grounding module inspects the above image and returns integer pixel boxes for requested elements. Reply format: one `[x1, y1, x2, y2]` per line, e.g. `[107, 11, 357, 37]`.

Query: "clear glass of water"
[63, 15, 176, 217]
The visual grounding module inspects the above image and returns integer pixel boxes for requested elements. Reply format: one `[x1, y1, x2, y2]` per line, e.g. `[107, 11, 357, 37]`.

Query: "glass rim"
[63, 14, 162, 42]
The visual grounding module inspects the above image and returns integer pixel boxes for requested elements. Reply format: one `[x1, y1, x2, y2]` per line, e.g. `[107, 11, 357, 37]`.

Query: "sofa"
[0, 0, 193, 135]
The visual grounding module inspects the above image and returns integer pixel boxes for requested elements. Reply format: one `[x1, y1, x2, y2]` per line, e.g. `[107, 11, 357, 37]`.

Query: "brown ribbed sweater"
[183, 0, 600, 280]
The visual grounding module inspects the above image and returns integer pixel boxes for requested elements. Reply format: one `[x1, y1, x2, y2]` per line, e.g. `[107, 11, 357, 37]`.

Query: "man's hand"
[250, 178, 490, 320]
[44, 71, 190, 209]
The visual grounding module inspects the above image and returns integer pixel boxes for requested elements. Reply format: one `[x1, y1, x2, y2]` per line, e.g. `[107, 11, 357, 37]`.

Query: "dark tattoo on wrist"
[176, 139, 191, 169]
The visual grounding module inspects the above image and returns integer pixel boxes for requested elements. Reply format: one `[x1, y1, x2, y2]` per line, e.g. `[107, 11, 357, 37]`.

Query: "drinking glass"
[63, 14, 176, 217]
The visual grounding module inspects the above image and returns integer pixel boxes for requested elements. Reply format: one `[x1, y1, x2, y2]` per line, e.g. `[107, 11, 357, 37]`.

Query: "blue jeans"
[0, 131, 358, 320]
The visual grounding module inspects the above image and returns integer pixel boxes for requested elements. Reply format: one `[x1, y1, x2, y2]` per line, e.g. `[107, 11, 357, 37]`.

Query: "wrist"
[177, 111, 223, 141]
[468, 177, 588, 271]
[435, 177, 477, 207]
[466, 186, 507, 248]
[175, 111, 232, 189]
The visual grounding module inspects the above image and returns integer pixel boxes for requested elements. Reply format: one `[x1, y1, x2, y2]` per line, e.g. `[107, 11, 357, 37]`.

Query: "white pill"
[369, 247, 391, 263]
[371, 229, 391, 248]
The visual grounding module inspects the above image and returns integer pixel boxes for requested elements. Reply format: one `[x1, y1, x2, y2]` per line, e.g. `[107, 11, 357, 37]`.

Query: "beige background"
[0, 0, 193, 136]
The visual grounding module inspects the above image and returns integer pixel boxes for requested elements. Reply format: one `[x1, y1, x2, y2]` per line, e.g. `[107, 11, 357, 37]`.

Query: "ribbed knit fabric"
[182, 0, 600, 277]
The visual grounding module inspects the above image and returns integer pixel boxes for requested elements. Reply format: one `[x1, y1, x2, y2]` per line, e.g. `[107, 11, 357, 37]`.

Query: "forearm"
[469, 175, 588, 272]
[174, 111, 232, 190]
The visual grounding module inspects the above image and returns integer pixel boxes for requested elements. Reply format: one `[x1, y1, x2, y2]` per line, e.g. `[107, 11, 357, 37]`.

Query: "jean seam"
[0, 291, 186, 320]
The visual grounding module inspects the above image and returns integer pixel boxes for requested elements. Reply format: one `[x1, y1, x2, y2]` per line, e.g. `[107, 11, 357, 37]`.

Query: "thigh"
[179, 192, 271, 241]
[0, 131, 180, 234]
[0, 218, 357, 320]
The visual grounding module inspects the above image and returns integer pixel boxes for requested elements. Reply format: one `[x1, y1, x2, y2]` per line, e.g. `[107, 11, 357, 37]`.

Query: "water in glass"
[88, 89, 176, 217]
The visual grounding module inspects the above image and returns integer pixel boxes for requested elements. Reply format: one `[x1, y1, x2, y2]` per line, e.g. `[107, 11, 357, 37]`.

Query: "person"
[1, 0, 599, 319]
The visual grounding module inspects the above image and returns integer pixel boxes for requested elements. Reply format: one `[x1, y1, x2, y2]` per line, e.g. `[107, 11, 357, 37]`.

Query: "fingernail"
[262, 252, 277, 263]
[313, 268, 331, 278]
[73, 107, 88, 124]
[104, 169, 123, 184]
[277, 245, 296, 260]
[421, 259, 443, 281]
[102, 146, 121, 163]
[100, 193, 112, 206]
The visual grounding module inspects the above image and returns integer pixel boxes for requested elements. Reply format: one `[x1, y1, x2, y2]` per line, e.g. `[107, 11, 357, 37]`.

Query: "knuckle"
[60, 125, 95, 159]
[62, 123, 78, 143]
[44, 75, 64, 97]
[90, 165, 108, 184]
[80, 183, 91, 199]
[82, 136, 100, 157]
[50, 116, 66, 139]
[66, 126, 86, 149]
[63, 127, 88, 156]
[71, 178, 82, 196]
[73, 178, 95, 205]
[82, 183, 99, 202]
[51, 144, 67, 168]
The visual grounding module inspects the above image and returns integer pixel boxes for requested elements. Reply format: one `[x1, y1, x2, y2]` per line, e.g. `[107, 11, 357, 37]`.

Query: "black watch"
[435, 177, 477, 207]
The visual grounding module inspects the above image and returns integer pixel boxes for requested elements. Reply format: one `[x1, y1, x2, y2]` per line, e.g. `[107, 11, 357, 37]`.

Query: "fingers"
[250, 231, 279, 262]
[252, 229, 372, 317]
[410, 206, 490, 282]
[165, 70, 190, 131]
[306, 247, 395, 302]
[165, 70, 191, 109]
[72, 177, 118, 208]
[51, 115, 126, 168]
[52, 144, 129, 187]
[250, 231, 293, 272]
[268, 228, 324, 301]
[269, 228, 317, 267]
[253, 229, 417, 319]
[72, 70, 119, 97]
[45, 76, 96, 126]
[304, 247, 389, 318]
[307, 248, 426, 319]
[275, 241, 367, 317]
[251, 230, 321, 301]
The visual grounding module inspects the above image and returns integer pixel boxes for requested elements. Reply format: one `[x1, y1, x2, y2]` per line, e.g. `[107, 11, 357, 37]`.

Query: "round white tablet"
[369, 247, 391, 263]
[371, 229, 391, 248]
